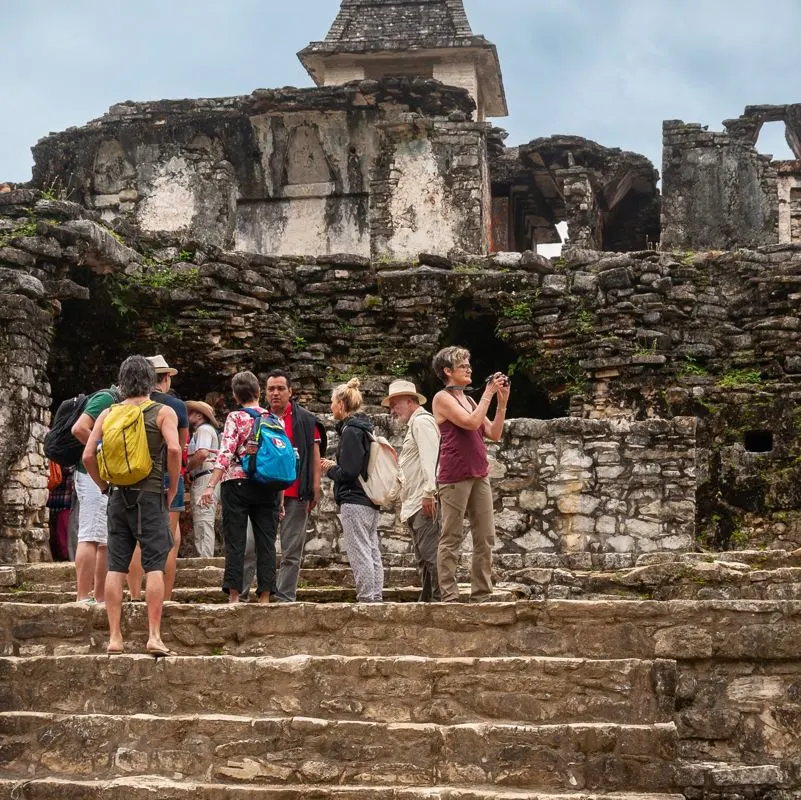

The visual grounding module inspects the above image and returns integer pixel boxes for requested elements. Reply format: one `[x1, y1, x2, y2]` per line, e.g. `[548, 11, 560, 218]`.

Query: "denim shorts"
[162, 474, 186, 511]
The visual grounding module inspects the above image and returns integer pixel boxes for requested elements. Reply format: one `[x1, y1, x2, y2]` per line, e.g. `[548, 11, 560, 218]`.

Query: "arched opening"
[412, 298, 566, 419]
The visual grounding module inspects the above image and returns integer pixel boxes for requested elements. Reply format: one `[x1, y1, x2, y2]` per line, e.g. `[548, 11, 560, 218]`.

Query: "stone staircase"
[0, 553, 799, 799]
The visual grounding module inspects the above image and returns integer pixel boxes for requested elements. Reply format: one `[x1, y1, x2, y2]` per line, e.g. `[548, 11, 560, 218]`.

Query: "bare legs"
[127, 513, 180, 601]
[106, 569, 167, 654]
[75, 542, 107, 602]
[126, 546, 143, 600]
[163, 513, 181, 600]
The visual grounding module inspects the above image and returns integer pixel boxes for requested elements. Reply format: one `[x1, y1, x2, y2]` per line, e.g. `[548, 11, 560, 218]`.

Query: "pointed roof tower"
[298, 0, 507, 119]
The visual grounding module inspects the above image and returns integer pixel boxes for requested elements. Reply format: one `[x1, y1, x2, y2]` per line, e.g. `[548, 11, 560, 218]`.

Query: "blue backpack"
[240, 408, 297, 489]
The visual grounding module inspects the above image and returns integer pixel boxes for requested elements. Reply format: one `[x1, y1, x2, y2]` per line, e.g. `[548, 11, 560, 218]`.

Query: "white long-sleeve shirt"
[398, 407, 440, 522]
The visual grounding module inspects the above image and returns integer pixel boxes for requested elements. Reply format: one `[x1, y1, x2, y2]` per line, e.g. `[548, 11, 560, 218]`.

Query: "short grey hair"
[231, 371, 260, 404]
[432, 346, 470, 384]
[118, 355, 157, 399]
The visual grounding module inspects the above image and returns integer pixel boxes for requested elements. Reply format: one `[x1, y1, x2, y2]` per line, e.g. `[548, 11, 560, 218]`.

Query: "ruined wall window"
[744, 430, 773, 453]
[756, 122, 796, 161]
[537, 221, 568, 258]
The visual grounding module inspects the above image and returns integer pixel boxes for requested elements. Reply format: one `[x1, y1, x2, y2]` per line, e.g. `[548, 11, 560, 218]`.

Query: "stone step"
[0, 712, 679, 791]
[675, 760, 793, 792]
[7, 563, 421, 590]
[0, 585, 523, 605]
[3, 599, 800, 659]
[8, 553, 801, 602]
[0, 777, 688, 800]
[0, 654, 675, 725]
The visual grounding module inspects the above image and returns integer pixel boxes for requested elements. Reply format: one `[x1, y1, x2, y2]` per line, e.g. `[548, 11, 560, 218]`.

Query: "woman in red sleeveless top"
[431, 346, 510, 602]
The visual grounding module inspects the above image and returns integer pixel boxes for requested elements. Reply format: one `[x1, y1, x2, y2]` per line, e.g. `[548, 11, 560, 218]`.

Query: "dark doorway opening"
[413, 299, 567, 419]
[744, 430, 773, 453]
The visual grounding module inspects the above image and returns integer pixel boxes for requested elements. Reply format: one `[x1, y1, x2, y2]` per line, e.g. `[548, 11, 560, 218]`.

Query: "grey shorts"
[107, 488, 173, 574]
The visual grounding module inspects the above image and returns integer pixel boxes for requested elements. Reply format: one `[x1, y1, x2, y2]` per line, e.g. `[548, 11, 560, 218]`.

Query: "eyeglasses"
[454, 362, 472, 371]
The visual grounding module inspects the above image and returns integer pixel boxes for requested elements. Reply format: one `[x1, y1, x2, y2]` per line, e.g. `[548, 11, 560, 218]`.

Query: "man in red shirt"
[241, 370, 326, 601]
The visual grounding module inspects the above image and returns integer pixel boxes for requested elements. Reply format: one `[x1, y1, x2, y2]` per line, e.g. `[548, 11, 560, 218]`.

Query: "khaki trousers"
[436, 476, 495, 602]
[190, 472, 218, 557]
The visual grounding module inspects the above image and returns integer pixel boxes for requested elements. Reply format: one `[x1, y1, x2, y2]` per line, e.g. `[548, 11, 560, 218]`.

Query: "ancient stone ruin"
[1, 0, 801, 798]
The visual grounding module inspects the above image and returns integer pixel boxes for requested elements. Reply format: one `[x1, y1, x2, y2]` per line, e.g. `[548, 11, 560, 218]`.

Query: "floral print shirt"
[213, 406, 266, 482]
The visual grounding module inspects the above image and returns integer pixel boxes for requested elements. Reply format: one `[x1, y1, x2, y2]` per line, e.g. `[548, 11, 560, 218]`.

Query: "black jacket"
[327, 413, 377, 509]
[290, 400, 328, 503]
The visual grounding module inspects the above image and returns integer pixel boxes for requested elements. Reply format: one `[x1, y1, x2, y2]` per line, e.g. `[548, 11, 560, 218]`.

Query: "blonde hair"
[332, 377, 363, 414]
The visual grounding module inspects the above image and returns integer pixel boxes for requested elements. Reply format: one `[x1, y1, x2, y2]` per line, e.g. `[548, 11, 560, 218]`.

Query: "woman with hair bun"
[320, 378, 383, 602]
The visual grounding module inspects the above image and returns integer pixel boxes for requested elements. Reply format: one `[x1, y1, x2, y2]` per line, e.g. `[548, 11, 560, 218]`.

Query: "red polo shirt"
[280, 404, 320, 500]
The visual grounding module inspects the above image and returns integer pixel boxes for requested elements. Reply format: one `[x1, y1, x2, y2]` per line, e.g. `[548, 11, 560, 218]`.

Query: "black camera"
[484, 372, 510, 387]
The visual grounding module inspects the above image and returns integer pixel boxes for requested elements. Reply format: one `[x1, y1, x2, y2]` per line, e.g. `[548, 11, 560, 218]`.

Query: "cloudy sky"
[2, 0, 799, 183]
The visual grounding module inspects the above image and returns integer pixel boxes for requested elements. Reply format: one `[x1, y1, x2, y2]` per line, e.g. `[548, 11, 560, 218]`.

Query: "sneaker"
[76, 597, 96, 605]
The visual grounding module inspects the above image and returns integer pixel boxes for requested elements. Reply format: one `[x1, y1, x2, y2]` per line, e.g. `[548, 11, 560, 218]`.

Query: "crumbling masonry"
[2, 1, 801, 798]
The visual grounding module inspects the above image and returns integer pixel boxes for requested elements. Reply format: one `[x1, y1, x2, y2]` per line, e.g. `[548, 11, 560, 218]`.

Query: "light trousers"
[190, 472, 217, 557]
[340, 503, 383, 602]
[436, 476, 495, 602]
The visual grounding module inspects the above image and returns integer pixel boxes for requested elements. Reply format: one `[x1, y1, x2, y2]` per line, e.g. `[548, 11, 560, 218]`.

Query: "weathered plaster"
[384, 137, 461, 257]
[137, 158, 197, 234]
[778, 163, 801, 243]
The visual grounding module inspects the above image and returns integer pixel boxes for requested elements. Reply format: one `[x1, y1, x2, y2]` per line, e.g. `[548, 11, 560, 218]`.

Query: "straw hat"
[185, 400, 219, 428]
[381, 379, 427, 407]
[146, 354, 177, 376]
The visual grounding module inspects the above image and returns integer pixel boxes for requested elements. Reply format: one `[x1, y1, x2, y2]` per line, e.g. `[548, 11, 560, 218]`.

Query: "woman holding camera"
[431, 346, 510, 602]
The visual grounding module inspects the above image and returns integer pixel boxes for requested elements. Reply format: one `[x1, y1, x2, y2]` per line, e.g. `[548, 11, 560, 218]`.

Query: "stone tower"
[298, 0, 507, 120]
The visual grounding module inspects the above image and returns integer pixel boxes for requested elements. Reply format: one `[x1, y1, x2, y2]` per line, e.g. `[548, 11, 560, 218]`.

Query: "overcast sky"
[2, 0, 799, 183]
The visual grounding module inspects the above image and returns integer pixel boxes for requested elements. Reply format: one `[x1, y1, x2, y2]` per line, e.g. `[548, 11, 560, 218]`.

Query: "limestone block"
[596, 465, 625, 480]
[596, 516, 617, 535]
[626, 519, 662, 538]
[513, 530, 557, 551]
[519, 490, 547, 511]
[0, 566, 16, 586]
[542, 274, 568, 294]
[605, 535, 636, 553]
[493, 508, 528, 536]
[490, 252, 522, 268]
[557, 494, 600, 515]
[654, 625, 714, 658]
[558, 448, 593, 470]
[658, 534, 694, 551]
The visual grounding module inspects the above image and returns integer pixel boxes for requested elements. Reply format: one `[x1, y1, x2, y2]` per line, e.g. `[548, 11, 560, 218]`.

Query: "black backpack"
[44, 393, 89, 467]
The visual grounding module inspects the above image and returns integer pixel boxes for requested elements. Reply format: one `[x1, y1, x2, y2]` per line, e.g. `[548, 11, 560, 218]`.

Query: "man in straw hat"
[383, 379, 442, 602]
[186, 400, 220, 557]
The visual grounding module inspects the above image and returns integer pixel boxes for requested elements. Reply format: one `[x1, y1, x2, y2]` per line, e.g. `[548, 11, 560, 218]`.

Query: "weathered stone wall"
[661, 119, 779, 251]
[661, 105, 801, 252]
[2, 192, 801, 562]
[490, 136, 661, 254]
[371, 115, 489, 258]
[778, 160, 801, 244]
[0, 192, 62, 563]
[309, 416, 696, 566]
[30, 80, 485, 261]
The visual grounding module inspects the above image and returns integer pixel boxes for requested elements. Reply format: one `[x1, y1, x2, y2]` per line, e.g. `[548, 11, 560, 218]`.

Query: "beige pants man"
[190, 472, 218, 557]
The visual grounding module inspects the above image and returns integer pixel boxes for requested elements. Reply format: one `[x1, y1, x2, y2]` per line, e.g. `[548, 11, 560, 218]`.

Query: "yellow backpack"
[98, 401, 157, 486]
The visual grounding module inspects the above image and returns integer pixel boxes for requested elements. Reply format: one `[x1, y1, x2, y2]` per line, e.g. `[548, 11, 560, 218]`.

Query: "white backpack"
[359, 432, 402, 507]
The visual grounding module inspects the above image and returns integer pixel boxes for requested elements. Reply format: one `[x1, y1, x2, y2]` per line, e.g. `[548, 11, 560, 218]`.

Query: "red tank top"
[437, 416, 488, 485]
